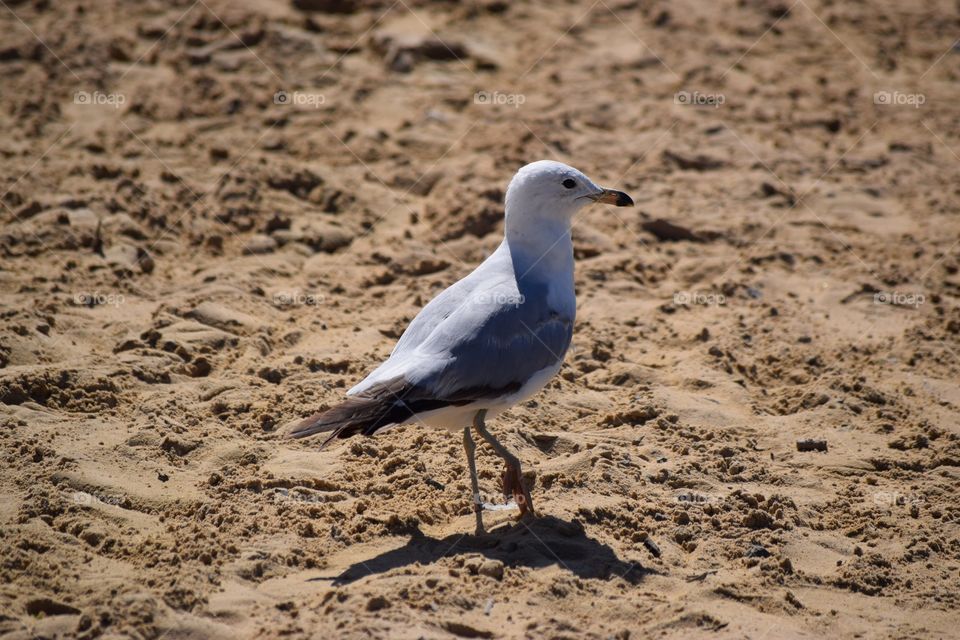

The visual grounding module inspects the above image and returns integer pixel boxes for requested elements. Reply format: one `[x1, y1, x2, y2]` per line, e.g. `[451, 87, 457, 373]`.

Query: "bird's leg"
[463, 425, 485, 535]
[472, 410, 536, 519]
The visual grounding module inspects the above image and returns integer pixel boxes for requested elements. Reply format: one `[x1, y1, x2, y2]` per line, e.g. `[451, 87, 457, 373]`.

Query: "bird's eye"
[562, 179, 576, 189]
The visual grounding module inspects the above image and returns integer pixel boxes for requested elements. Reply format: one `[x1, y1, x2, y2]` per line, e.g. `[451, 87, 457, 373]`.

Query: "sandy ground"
[2, 0, 960, 638]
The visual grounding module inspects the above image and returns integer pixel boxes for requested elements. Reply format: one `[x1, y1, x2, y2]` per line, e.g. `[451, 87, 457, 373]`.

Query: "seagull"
[289, 160, 633, 534]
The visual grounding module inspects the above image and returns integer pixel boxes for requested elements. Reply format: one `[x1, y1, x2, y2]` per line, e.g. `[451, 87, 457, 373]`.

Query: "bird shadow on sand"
[312, 515, 654, 586]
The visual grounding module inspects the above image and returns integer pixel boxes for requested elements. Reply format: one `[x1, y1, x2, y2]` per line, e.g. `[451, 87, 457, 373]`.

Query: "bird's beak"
[592, 188, 634, 207]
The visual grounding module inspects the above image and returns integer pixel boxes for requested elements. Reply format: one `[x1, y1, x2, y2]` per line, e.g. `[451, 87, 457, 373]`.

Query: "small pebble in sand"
[478, 559, 504, 580]
[642, 538, 661, 558]
[745, 544, 771, 558]
[796, 439, 828, 452]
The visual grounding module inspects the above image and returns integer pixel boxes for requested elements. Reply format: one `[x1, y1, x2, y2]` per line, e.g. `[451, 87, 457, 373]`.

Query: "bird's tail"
[287, 377, 460, 449]
[287, 396, 392, 447]
[287, 378, 438, 447]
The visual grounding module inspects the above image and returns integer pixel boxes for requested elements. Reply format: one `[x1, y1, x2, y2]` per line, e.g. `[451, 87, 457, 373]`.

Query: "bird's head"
[504, 160, 633, 224]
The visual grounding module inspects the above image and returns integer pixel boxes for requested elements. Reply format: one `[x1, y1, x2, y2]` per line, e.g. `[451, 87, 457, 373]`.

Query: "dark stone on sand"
[796, 439, 828, 452]
[641, 218, 701, 242]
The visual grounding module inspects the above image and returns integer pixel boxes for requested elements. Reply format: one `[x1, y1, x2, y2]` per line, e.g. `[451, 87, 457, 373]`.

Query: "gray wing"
[349, 241, 509, 395]
[414, 280, 573, 401]
[389, 269, 483, 359]
[350, 276, 573, 404]
[389, 240, 513, 360]
[347, 235, 575, 404]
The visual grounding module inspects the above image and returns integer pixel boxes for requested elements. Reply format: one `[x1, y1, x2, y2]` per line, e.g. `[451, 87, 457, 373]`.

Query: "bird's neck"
[504, 212, 574, 282]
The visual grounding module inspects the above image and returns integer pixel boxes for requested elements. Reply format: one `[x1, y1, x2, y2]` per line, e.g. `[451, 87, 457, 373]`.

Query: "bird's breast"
[545, 275, 576, 321]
